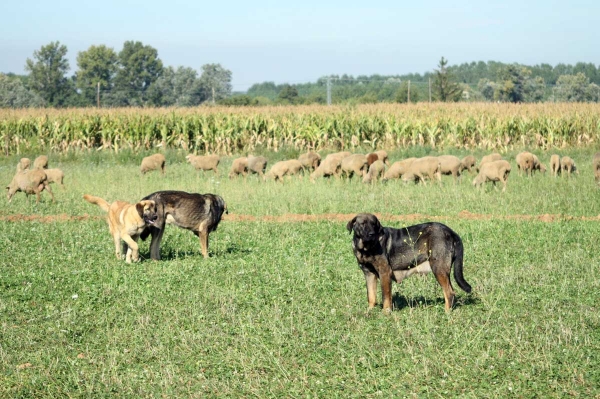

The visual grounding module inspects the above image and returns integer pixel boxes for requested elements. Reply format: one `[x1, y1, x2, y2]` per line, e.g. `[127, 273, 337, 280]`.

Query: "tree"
[495, 64, 529, 103]
[112, 41, 163, 106]
[147, 66, 204, 106]
[0, 74, 45, 108]
[433, 57, 462, 102]
[277, 84, 300, 104]
[555, 73, 594, 102]
[25, 41, 72, 106]
[197, 63, 232, 104]
[75, 45, 118, 106]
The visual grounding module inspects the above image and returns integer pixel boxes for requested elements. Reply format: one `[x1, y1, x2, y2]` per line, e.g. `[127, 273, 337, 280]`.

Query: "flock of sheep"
[6, 149, 600, 203]
[6, 156, 65, 202]
[140, 150, 597, 193]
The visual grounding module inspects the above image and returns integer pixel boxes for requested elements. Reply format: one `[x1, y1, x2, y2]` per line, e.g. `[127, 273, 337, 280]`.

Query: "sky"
[1, 0, 598, 91]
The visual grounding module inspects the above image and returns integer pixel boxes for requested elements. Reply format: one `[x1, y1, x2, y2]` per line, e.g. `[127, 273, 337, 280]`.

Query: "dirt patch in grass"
[2, 212, 600, 224]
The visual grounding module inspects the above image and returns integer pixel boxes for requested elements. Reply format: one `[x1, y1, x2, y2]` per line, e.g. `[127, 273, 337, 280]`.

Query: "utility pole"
[212, 87, 215, 104]
[407, 80, 411, 103]
[326, 77, 332, 105]
[428, 78, 432, 102]
[97, 82, 100, 108]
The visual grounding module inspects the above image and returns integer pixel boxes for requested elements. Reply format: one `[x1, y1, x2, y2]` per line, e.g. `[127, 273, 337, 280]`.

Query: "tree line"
[0, 41, 232, 108]
[1, 41, 599, 108]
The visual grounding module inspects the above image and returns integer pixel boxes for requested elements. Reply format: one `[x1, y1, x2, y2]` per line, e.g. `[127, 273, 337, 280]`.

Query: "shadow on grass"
[392, 292, 480, 311]
[141, 242, 251, 261]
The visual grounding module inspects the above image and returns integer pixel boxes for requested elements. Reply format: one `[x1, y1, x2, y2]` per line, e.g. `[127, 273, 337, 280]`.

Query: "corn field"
[1, 103, 599, 155]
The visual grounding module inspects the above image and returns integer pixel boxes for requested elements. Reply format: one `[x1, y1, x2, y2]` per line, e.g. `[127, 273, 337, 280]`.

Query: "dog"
[83, 194, 158, 263]
[139, 191, 227, 260]
[347, 213, 472, 312]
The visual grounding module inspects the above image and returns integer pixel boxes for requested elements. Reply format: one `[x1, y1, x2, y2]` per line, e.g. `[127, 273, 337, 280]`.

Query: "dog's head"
[136, 200, 158, 225]
[346, 213, 383, 251]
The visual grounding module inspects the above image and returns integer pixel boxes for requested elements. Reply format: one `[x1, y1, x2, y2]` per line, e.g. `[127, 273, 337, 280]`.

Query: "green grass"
[1, 149, 599, 397]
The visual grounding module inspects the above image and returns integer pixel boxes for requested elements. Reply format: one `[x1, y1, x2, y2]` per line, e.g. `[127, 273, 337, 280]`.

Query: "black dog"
[347, 213, 472, 311]
[140, 191, 227, 260]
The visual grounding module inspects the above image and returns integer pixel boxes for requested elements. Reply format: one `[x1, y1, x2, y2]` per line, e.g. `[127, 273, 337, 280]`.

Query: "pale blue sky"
[1, 0, 597, 90]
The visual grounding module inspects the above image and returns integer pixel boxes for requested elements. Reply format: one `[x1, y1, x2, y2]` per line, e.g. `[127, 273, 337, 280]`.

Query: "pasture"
[1, 147, 600, 397]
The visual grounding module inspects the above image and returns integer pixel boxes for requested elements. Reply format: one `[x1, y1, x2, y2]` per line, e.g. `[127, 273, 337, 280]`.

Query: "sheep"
[265, 159, 304, 182]
[366, 153, 379, 167]
[298, 151, 321, 171]
[477, 153, 502, 171]
[309, 152, 349, 181]
[341, 154, 368, 179]
[461, 155, 477, 173]
[594, 152, 600, 184]
[550, 154, 561, 177]
[33, 155, 49, 169]
[382, 158, 416, 181]
[247, 155, 268, 177]
[472, 160, 511, 192]
[16, 158, 31, 173]
[44, 168, 65, 189]
[186, 154, 220, 174]
[6, 169, 55, 203]
[560, 156, 577, 176]
[140, 153, 166, 175]
[401, 156, 442, 185]
[532, 154, 547, 174]
[516, 151, 535, 176]
[362, 160, 386, 184]
[437, 155, 463, 181]
[375, 150, 390, 166]
[228, 157, 248, 179]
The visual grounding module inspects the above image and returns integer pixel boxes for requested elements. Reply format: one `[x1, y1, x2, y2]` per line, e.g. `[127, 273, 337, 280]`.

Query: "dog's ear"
[346, 216, 357, 234]
[135, 202, 144, 218]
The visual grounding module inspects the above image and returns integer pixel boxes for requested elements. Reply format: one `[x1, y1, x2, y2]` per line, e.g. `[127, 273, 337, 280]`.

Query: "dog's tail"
[452, 234, 472, 293]
[83, 194, 110, 212]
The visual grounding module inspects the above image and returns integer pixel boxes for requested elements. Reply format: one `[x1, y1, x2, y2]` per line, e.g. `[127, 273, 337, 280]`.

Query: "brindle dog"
[347, 213, 472, 312]
[140, 191, 227, 260]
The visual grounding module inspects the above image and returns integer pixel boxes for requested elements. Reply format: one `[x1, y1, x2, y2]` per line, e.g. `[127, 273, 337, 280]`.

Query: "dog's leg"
[371, 258, 393, 312]
[121, 234, 139, 263]
[44, 183, 55, 202]
[362, 270, 378, 309]
[113, 233, 122, 260]
[433, 271, 456, 312]
[149, 226, 164, 260]
[198, 220, 209, 258]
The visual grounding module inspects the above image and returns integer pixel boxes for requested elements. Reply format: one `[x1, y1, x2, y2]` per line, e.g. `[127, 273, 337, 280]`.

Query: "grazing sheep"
[382, 158, 416, 181]
[16, 158, 31, 173]
[363, 160, 386, 184]
[298, 151, 321, 171]
[140, 153, 166, 175]
[593, 153, 600, 184]
[310, 152, 349, 181]
[560, 156, 577, 176]
[401, 156, 442, 185]
[341, 154, 368, 179]
[247, 155, 268, 177]
[33, 155, 49, 170]
[44, 168, 65, 189]
[228, 157, 248, 179]
[366, 153, 379, 166]
[186, 154, 220, 174]
[550, 154, 561, 177]
[437, 155, 463, 181]
[532, 154, 547, 174]
[477, 153, 502, 171]
[375, 150, 390, 166]
[461, 155, 477, 173]
[6, 169, 55, 203]
[473, 160, 511, 192]
[516, 152, 535, 176]
[266, 159, 304, 182]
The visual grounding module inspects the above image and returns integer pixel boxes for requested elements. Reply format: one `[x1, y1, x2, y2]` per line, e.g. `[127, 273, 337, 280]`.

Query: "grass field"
[1, 148, 600, 397]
